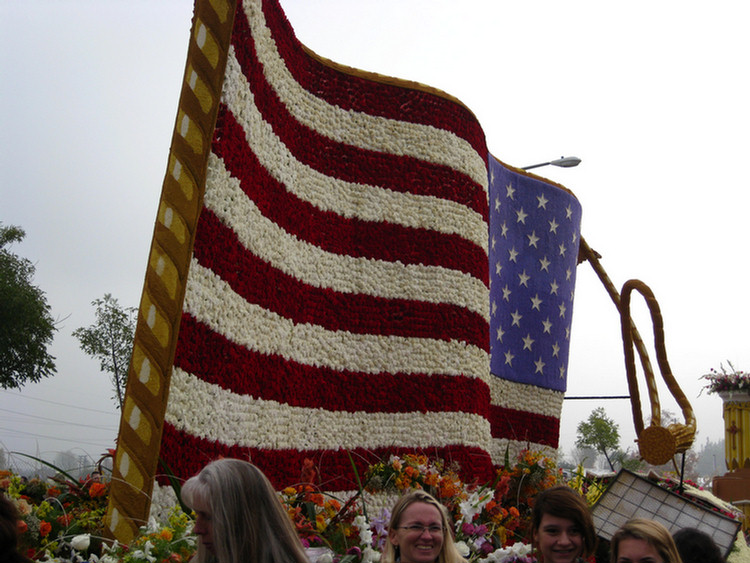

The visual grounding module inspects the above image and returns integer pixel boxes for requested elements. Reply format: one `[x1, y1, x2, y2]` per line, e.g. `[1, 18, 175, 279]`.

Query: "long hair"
[610, 519, 683, 563]
[382, 490, 466, 563]
[181, 458, 309, 563]
[530, 486, 597, 560]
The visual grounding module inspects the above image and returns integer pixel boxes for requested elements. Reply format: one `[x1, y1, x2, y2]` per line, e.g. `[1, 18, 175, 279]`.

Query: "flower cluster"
[2, 469, 109, 561]
[701, 362, 750, 395]
[18, 448, 749, 563]
[100, 506, 196, 563]
[364, 454, 466, 500]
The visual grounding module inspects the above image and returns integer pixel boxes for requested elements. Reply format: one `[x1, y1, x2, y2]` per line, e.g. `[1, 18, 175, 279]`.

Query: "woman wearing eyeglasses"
[384, 490, 466, 563]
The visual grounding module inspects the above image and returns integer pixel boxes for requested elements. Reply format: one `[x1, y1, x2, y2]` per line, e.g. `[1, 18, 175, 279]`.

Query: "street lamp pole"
[522, 156, 581, 171]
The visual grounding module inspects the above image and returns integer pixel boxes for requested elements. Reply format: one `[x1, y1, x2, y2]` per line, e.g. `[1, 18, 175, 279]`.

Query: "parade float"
[3, 0, 747, 561]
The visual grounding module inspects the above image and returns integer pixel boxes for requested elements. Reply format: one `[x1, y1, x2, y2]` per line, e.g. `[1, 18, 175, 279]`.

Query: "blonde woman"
[610, 518, 683, 563]
[383, 490, 466, 563]
[181, 458, 310, 563]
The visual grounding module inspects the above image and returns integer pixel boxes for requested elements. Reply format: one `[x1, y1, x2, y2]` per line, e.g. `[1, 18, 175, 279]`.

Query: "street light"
[522, 156, 581, 170]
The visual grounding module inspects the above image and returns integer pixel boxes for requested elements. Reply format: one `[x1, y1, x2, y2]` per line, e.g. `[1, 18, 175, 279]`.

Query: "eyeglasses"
[397, 525, 445, 535]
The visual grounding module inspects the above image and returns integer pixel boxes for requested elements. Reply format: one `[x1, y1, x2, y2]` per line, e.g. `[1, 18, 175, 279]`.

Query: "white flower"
[458, 489, 492, 523]
[455, 541, 471, 558]
[354, 514, 374, 545]
[71, 534, 91, 552]
[362, 546, 381, 563]
[318, 553, 334, 563]
[485, 542, 533, 563]
[512, 541, 532, 556]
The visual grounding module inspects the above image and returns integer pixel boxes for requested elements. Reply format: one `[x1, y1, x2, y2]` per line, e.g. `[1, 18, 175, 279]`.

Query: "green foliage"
[576, 407, 621, 471]
[0, 223, 57, 389]
[73, 294, 136, 409]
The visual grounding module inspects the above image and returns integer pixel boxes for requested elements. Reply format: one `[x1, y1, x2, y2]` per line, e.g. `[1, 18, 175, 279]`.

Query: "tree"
[0, 224, 57, 389]
[73, 294, 136, 409]
[576, 407, 621, 472]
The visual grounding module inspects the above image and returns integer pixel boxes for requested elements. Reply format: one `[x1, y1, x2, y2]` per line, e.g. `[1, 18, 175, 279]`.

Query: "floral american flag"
[107, 0, 582, 538]
[155, 0, 496, 491]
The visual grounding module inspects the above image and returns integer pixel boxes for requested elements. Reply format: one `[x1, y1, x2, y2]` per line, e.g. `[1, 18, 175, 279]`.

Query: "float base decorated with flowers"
[5, 450, 750, 563]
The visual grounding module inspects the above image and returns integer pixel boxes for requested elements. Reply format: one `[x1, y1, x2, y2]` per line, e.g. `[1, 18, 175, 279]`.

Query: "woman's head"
[181, 458, 308, 563]
[384, 490, 464, 563]
[610, 519, 682, 563]
[531, 486, 596, 563]
[672, 528, 722, 563]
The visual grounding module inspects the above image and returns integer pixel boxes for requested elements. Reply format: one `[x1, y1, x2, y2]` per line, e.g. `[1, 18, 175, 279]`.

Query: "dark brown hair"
[531, 486, 597, 559]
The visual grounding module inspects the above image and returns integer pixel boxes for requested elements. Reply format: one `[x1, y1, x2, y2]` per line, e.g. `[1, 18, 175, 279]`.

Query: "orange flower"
[89, 482, 107, 497]
[57, 514, 74, 527]
[159, 528, 173, 541]
[17, 520, 28, 534]
[39, 521, 52, 537]
[301, 458, 317, 485]
[47, 487, 61, 497]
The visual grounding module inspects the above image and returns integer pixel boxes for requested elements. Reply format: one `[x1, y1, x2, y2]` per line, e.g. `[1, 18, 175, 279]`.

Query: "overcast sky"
[1, 0, 748, 474]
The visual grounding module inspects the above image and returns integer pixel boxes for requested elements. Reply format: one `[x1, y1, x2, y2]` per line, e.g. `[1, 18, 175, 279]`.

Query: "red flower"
[89, 482, 107, 497]
[39, 521, 52, 537]
[17, 520, 28, 534]
[57, 513, 74, 527]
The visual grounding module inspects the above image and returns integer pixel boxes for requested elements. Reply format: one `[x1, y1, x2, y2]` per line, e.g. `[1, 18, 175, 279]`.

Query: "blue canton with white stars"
[488, 156, 582, 392]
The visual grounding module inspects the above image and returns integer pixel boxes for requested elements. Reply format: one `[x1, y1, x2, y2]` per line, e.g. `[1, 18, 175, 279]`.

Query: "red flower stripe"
[174, 313, 491, 415]
[258, 1, 487, 158]
[192, 207, 489, 347]
[213, 108, 489, 282]
[227, 14, 488, 216]
[488, 405, 560, 448]
[158, 421, 495, 490]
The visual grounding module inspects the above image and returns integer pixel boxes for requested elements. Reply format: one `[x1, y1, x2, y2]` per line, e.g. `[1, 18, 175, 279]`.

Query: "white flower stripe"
[488, 376, 563, 418]
[242, 0, 488, 189]
[221, 53, 488, 251]
[165, 367, 495, 452]
[185, 260, 489, 378]
[204, 154, 490, 320]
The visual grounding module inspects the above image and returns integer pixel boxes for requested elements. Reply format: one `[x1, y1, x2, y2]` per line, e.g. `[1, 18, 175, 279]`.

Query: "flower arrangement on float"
[3, 449, 747, 563]
[2, 449, 564, 563]
[701, 361, 750, 397]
